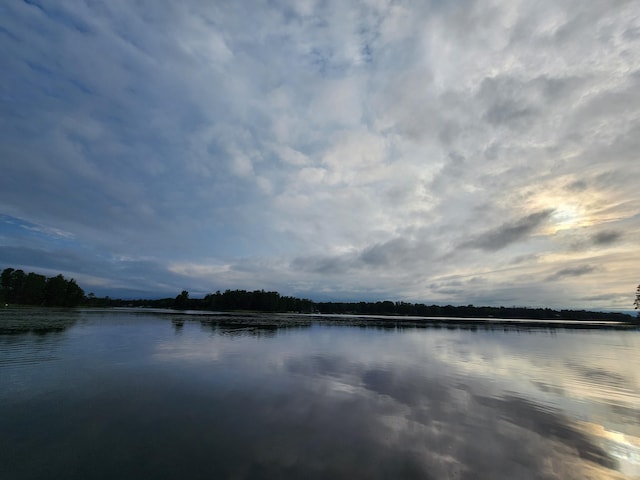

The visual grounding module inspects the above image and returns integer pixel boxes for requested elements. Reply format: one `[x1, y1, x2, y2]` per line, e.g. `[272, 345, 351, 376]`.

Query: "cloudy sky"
[1, 0, 639, 309]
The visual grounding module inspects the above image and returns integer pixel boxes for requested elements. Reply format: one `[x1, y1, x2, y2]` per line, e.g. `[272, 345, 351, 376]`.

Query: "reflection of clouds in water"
[279, 353, 625, 479]
[152, 325, 639, 416]
[578, 423, 640, 478]
[153, 341, 222, 362]
[610, 405, 640, 426]
[563, 361, 634, 404]
[408, 330, 639, 421]
[401, 329, 640, 476]
[147, 324, 639, 478]
[567, 363, 627, 388]
[474, 395, 616, 469]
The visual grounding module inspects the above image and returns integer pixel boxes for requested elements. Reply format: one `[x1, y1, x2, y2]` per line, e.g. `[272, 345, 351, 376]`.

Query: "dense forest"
[2, 267, 637, 323]
[1, 268, 85, 307]
[85, 288, 315, 313]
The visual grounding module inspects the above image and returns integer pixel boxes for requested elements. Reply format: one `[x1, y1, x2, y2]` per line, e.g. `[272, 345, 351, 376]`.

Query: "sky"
[1, 0, 639, 310]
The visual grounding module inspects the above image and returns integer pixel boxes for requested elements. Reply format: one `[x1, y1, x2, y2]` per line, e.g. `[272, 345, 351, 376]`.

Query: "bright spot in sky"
[552, 204, 582, 231]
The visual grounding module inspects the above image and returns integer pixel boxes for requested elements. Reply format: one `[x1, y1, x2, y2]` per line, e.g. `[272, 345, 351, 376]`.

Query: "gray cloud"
[566, 180, 588, 192]
[290, 254, 351, 275]
[0, 246, 89, 275]
[462, 210, 554, 251]
[360, 238, 411, 267]
[290, 236, 436, 279]
[547, 265, 597, 281]
[478, 76, 539, 127]
[358, 237, 435, 268]
[591, 230, 622, 246]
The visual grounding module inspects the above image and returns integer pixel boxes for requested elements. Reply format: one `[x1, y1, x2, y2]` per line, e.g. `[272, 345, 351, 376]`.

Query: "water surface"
[1, 308, 639, 479]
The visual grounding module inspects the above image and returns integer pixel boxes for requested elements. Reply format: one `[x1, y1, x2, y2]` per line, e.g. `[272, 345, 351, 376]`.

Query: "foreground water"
[1, 308, 639, 479]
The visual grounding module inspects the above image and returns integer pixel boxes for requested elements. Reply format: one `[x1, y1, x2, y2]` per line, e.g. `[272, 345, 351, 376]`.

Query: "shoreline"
[91, 307, 640, 330]
[2, 306, 638, 331]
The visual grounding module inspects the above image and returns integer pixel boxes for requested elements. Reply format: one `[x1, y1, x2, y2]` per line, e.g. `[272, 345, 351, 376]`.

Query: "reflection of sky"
[1, 314, 639, 479]
[152, 322, 640, 478]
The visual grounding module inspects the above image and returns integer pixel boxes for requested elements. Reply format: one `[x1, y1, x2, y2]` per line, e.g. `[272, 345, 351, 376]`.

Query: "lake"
[1, 308, 639, 479]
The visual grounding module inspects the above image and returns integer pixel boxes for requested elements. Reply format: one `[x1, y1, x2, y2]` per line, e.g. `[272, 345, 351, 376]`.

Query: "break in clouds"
[0, 0, 639, 309]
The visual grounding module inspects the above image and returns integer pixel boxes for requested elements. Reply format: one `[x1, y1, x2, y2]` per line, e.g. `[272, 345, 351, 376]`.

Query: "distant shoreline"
[83, 307, 640, 330]
[2, 306, 638, 334]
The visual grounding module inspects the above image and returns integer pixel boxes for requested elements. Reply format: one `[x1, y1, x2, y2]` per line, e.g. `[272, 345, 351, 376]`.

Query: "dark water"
[1, 309, 639, 480]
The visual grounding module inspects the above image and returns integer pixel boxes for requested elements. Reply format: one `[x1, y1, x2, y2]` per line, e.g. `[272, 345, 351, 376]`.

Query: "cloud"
[591, 230, 622, 246]
[291, 254, 351, 275]
[359, 238, 413, 267]
[547, 265, 597, 281]
[0, 245, 88, 273]
[462, 209, 555, 252]
[290, 236, 435, 276]
[1, 0, 639, 308]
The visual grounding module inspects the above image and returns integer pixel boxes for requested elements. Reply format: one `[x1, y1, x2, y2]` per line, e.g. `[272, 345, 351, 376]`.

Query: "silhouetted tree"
[1, 268, 84, 307]
[1, 268, 14, 293]
[64, 278, 85, 307]
[174, 290, 190, 309]
[11, 269, 27, 303]
[23, 272, 46, 305]
[44, 275, 68, 306]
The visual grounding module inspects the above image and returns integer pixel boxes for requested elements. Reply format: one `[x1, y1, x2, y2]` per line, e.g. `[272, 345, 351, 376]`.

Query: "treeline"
[2, 266, 635, 323]
[88, 288, 634, 322]
[87, 289, 315, 313]
[313, 301, 635, 322]
[201, 289, 314, 312]
[1, 268, 85, 307]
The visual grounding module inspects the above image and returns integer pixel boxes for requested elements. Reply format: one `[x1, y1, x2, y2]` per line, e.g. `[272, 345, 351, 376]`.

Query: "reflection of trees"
[314, 301, 637, 323]
[217, 325, 278, 338]
[0, 308, 78, 335]
[200, 315, 312, 337]
[171, 319, 185, 335]
[191, 312, 636, 333]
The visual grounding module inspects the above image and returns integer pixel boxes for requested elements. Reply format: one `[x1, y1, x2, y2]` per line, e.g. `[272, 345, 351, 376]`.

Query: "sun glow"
[552, 204, 581, 230]
[533, 195, 593, 234]
[525, 177, 601, 235]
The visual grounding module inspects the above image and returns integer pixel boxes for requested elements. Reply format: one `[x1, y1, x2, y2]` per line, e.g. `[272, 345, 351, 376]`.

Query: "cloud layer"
[1, 0, 639, 308]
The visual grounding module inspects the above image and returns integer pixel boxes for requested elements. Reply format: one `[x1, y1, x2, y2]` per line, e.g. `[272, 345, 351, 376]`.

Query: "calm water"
[1, 308, 639, 480]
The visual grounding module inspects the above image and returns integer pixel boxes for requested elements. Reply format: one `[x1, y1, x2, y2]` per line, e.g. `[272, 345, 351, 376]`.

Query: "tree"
[44, 275, 69, 306]
[42, 275, 85, 307]
[1, 267, 14, 290]
[174, 290, 189, 309]
[0, 268, 31, 303]
[65, 278, 85, 307]
[0, 267, 13, 303]
[23, 272, 46, 305]
[11, 269, 27, 303]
